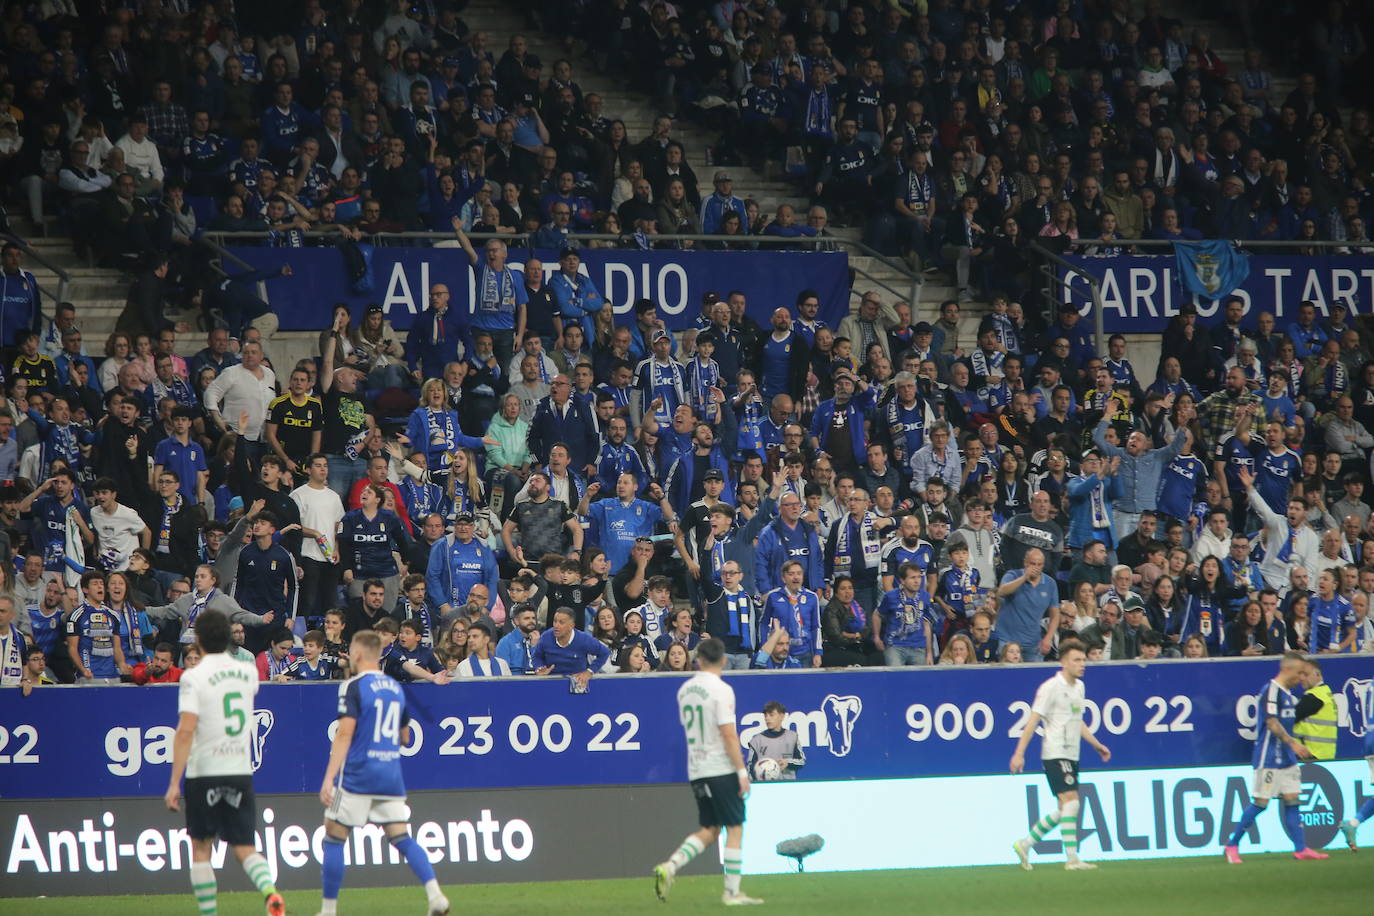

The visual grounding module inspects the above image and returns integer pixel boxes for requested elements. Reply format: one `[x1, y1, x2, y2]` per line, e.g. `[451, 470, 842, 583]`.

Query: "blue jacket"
[1091, 419, 1187, 513]
[0, 269, 39, 347]
[1066, 473, 1123, 548]
[532, 627, 611, 674]
[701, 191, 747, 234]
[754, 517, 824, 595]
[426, 534, 499, 611]
[594, 440, 648, 493]
[527, 395, 600, 469]
[405, 306, 466, 380]
[233, 541, 299, 617]
[496, 629, 537, 675]
[548, 270, 605, 342]
[808, 387, 878, 457]
[664, 445, 735, 517]
[758, 587, 824, 661]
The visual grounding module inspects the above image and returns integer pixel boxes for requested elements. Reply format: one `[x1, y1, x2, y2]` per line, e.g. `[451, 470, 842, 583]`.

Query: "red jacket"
[131, 663, 182, 684]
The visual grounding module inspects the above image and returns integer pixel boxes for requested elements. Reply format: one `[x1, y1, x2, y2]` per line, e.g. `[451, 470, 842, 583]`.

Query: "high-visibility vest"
[1294, 683, 1337, 760]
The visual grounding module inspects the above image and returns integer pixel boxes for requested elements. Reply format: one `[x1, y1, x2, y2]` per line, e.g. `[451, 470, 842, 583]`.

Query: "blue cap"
[229, 496, 244, 512]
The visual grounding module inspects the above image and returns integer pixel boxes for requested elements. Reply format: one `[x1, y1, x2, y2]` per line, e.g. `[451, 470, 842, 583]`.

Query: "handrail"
[200, 229, 927, 315]
[1, 232, 69, 309]
[195, 234, 270, 303]
[1030, 241, 1108, 355]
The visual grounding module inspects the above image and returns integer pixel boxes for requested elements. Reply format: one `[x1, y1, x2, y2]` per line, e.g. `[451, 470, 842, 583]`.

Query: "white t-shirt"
[291, 483, 346, 562]
[678, 670, 737, 781]
[1030, 671, 1086, 762]
[90, 503, 147, 571]
[177, 652, 260, 778]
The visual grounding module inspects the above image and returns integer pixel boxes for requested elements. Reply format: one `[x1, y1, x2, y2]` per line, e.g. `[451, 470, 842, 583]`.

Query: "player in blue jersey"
[319, 630, 450, 916]
[1341, 678, 1374, 849]
[1223, 652, 1326, 863]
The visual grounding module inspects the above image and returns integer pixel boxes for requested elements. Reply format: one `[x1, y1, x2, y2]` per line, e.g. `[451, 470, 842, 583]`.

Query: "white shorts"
[1252, 765, 1301, 800]
[327, 786, 410, 827]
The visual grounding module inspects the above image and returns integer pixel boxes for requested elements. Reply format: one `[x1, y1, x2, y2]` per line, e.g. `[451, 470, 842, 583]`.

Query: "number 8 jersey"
[338, 670, 411, 797]
[677, 670, 737, 781]
[178, 652, 260, 778]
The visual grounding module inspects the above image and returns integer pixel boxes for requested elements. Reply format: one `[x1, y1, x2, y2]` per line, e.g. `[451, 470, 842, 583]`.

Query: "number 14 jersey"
[338, 670, 411, 797]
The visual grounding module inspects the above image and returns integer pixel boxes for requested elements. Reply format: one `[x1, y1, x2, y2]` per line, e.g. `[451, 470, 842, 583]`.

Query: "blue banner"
[2, 658, 1370, 800]
[227, 247, 851, 334]
[1059, 253, 1374, 332]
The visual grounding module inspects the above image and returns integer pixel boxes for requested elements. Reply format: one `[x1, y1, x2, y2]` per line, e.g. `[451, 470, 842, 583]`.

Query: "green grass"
[3, 854, 1368, 915]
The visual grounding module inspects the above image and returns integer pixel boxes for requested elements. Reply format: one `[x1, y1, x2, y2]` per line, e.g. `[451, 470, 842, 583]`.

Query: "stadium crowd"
[0, 1, 1373, 689]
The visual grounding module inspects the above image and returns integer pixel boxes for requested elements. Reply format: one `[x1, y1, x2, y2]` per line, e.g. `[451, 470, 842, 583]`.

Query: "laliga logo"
[1342, 678, 1373, 737]
[821, 694, 862, 757]
[249, 710, 275, 773]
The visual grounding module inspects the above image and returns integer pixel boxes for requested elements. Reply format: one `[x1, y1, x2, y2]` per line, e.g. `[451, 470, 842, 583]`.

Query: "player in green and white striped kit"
[654, 638, 762, 905]
[1009, 640, 1112, 871]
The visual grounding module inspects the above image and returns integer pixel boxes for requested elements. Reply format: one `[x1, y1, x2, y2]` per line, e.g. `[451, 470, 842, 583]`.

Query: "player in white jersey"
[654, 638, 762, 906]
[1009, 639, 1111, 871]
[164, 608, 285, 916]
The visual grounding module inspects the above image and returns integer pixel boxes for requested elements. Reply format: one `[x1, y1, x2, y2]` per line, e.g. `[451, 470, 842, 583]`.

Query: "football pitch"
[4, 854, 1368, 915]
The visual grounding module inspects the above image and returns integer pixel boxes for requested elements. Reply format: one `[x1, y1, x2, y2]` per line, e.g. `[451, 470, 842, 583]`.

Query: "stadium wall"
[4, 658, 1371, 895]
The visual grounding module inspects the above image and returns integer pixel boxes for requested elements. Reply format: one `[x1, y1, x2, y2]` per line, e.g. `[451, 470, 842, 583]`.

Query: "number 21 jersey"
[677, 671, 736, 781]
[178, 652, 259, 778]
[338, 670, 411, 797]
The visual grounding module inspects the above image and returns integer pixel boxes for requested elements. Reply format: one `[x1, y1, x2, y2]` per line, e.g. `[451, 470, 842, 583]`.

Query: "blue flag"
[1173, 240, 1250, 300]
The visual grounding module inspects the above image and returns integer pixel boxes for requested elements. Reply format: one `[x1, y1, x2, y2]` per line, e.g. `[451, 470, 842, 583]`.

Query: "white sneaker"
[427, 893, 450, 915]
[654, 863, 675, 901]
[1013, 839, 1032, 871]
[1064, 860, 1098, 871]
[722, 891, 764, 905]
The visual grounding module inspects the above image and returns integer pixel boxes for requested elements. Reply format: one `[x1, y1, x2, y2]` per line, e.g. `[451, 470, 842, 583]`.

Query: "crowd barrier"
[226, 246, 852, 333]
[1058, 253, 1374, 332]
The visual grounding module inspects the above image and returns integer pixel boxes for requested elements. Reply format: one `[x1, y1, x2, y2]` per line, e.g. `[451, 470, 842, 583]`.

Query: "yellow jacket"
[1294, 682, 1337, 760]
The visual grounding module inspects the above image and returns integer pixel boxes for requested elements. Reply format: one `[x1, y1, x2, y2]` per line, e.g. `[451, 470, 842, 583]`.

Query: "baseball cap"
[713, 170, 733, 182]
[704, 469, 725, 482]
[442, 56, 462, 69]
[365, 303, 384, 315]
[524, 54, 542, 68]
[519, 91, 536, 107]
[1058, 303, 1079, 314]
[454, 512, 475, 523]
[913, 321, 934, 334]
[651, 329, 671, 343]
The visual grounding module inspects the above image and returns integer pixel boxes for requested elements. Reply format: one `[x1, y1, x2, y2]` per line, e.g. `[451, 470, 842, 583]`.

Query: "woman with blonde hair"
[405, 378, 490, 487]
[939, 632, 976, 665]
[436, 618, 470, 674]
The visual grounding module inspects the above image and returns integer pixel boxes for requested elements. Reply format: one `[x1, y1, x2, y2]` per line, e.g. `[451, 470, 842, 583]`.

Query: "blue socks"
[322, 836, 346, 901]
[391, 835, 437, 884]
[1226, 803, 1264, 846]
[1358, 798, 1374, 825]
[1282, 803, 1306, 851]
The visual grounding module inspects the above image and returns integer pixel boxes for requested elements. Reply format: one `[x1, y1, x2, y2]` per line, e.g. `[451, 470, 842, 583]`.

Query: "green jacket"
[486, 415, 531, 469]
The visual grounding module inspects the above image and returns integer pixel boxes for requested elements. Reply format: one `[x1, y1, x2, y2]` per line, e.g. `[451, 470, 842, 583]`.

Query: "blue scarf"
[182, 588, 217, 644]
[477, 265, 516, 316]
[805, 88, 832, 138]
[158, 494, 181, 554]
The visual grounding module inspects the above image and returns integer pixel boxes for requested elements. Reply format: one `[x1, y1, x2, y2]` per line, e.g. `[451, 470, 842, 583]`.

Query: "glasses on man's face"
[723, 569, 742, 576]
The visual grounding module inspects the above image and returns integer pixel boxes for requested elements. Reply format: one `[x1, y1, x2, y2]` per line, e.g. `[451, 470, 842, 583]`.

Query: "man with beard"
[503, 472, 583, 571]
[495, 603, 541, 674]
[665, 424, 736, 519]
[593, 416, 649, 494]
[756, 307, 809, 402]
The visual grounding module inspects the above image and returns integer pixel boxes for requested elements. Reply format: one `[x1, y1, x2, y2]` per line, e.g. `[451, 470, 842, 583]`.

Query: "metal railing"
[1030, 241, 1108, 354]
[195, 234, 271, 302]
[200, 230, 925, 312]
[2, 232, 69, 308]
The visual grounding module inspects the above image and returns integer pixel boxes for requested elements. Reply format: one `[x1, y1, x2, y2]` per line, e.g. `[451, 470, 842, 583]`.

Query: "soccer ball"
[755, 757, 783, 781]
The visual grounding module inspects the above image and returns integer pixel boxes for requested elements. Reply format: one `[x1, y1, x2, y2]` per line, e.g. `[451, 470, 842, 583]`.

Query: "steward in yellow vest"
[1294, 659, 1337, 761]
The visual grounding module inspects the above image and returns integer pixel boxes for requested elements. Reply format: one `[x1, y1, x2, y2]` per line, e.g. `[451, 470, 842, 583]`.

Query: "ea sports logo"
[1298, 763, 1342, 850]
